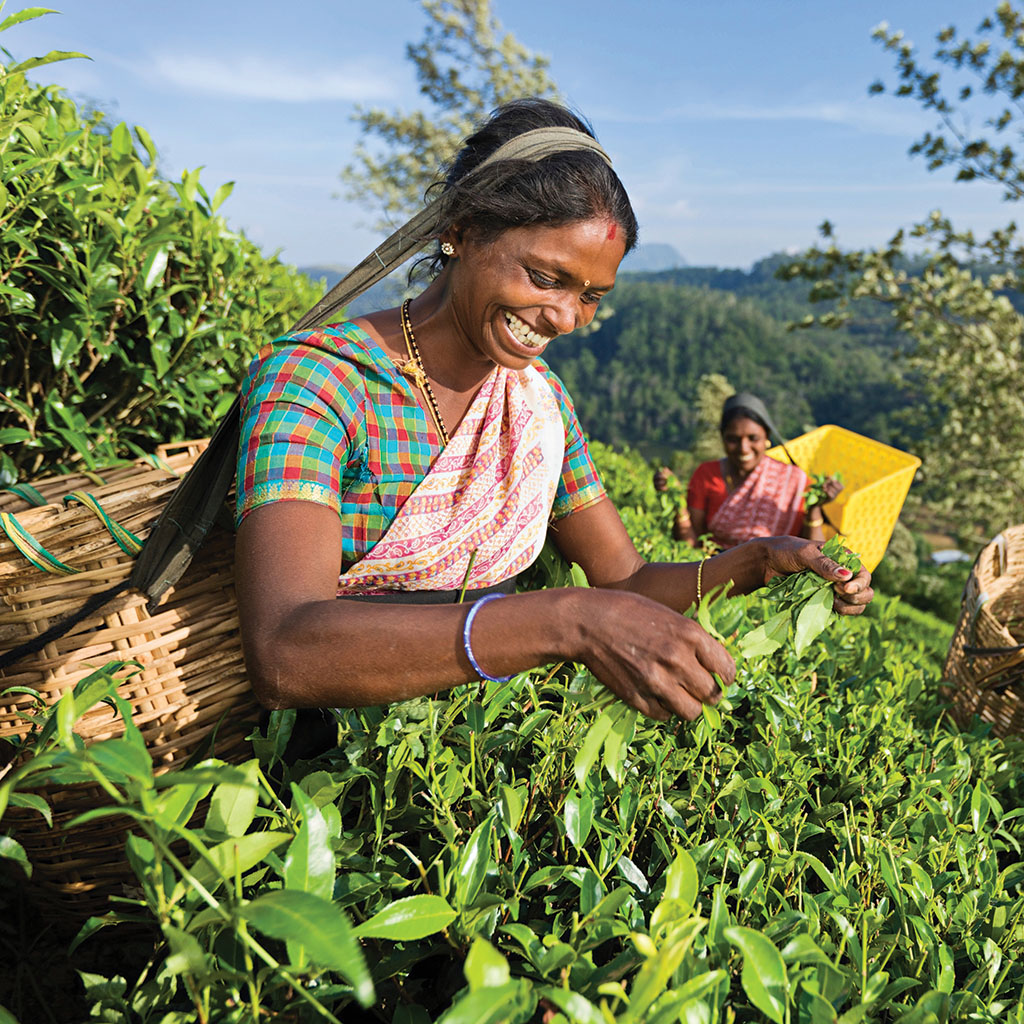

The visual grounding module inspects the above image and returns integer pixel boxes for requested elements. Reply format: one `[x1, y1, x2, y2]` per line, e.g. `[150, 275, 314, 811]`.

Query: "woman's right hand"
[572, 589, 735, 721]
[653, 466, 674, 492]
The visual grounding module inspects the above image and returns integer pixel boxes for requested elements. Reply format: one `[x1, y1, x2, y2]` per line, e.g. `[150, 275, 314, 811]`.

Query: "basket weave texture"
[766, 425, 921, 572]
[0, 441, 260, 909]
[943, 524, 1024, 737]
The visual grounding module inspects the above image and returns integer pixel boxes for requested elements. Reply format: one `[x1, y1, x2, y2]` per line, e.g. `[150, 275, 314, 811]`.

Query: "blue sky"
[6, 0, 1011, 271]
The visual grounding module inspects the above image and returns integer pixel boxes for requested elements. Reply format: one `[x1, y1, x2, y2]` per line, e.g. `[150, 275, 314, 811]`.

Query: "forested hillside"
[543, 262, 914, 454]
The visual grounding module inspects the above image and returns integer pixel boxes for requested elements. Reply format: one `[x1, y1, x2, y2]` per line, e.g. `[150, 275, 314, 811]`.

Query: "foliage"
[780, 3, 1024, 541]
[341, 0, 560, 228]
[692, 373, 734, 463]
[6, 443, 1021, 1023]
[0, 13, 321, 482]
[544, 274, 912, 461]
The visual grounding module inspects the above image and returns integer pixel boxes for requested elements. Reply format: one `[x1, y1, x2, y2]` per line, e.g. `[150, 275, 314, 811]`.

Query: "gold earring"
[441, 241, 455, 257]
[583, 279, 591, 288]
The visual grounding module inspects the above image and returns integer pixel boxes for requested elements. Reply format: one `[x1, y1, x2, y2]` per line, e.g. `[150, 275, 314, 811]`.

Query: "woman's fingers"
[762, 536, 874, 617]
[831, 567, 873, 613]
[584, 596, 735, 720]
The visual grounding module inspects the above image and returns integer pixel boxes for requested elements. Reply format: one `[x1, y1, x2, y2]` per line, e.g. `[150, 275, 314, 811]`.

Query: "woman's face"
[442, 216, 627, 370]
[721, 416, 769, 477]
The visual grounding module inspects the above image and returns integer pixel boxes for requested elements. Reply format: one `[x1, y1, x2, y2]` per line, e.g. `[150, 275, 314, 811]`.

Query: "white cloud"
[599, 99, 928, 137]
[149, 53, 398, 103]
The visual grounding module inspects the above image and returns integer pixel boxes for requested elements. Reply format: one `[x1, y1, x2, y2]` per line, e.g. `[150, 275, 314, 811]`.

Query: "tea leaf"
[793, 585, 834, 656]
[242, 890, 372, 1005]
[283, 782, 334, 899]
[724, 926, 788, 1024]
[463, 938, 510, 991]
[354, 895, 456, 941]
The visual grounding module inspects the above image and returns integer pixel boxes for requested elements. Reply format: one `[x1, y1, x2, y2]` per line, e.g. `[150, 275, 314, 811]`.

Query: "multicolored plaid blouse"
[235, 321, 606, 568]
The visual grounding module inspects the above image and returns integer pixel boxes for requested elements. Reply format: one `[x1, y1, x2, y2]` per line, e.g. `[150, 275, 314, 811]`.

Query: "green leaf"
[602, 703, 637, 784]
[724, 926, 788, 1024]
[354, 894, 456, 940]
[187, 830, 291, 897]
[463, 938, 510, 991]
[206, 759, 260, 838]
[435, 981, 533, 1024]
[739, 609, 791, 658]
[140, 246, 169, 292]
[737, 858, 765, 899]
[110, 122, 133, 159]
[0, 7, 58, 32]
[663, 847, 699, 908]
[282, 781, 334, 898]
[242, 890, 372, 1005]
[0, 836, 31, 877]
[455, 815, 494, 908]
[574, 709, 613, 787]
[88, 736, 153, 785]
[536, 985, 605, 1024]
[210, 181, 234, 212]
[793, 585, 834, 656]
[564, 788, 594, 850]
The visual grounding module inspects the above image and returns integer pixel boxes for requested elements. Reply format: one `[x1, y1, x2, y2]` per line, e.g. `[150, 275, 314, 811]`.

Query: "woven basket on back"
[0, 441, 260, 912]
[943, 524, 1024, 737]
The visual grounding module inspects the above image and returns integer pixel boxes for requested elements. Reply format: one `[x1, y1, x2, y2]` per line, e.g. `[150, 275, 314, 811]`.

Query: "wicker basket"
[766, 425, 921, 572]
[943, 525, 1024, 737]
[0, 442, 260, 910]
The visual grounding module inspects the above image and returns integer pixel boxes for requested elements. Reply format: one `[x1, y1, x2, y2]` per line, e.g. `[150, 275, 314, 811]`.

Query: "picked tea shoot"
[738, 535, 862, 659]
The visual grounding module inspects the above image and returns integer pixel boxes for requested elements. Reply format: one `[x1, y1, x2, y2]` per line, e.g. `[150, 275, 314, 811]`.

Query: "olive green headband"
[294, 126, 614, 330]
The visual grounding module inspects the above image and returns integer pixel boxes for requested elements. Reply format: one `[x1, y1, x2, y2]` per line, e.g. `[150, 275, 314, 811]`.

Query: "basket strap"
[0, 511, 78, 575]
[1, 483, 47, 507]
[136, 452, 175, 473]
[964, 641, 1024, 658]
[63, 491, 144, 556]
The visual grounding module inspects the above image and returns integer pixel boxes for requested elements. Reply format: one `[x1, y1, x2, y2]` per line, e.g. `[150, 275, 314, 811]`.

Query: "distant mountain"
[621, 243, 686, 273]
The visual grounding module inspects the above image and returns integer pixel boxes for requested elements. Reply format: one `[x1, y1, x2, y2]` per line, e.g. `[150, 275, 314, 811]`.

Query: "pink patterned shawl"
[335, 364, 564, 596]
[708, 455, 807, 548]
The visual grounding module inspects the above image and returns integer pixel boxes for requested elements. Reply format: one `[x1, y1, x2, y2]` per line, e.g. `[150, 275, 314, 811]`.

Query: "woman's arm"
[235, 500, 733, 720]
[552, 497, 872, 615]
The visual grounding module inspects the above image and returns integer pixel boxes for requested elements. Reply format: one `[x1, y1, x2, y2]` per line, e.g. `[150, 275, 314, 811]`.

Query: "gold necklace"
[397, 299, 450, 446]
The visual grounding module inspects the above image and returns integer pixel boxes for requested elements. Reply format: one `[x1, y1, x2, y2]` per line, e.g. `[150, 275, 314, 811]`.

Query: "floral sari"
[335, 364, 565, 596]
[708, 456, 807, 548]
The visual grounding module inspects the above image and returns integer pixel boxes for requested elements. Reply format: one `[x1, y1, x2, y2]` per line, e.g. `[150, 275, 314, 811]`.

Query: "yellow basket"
[766, 425, 920, 572]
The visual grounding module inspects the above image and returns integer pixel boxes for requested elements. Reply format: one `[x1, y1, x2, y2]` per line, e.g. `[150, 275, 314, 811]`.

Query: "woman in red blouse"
[655, 394, 841, 549]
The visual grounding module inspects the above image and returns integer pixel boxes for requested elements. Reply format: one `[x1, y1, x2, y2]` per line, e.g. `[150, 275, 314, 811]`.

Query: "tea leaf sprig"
[738, 535, 862, 659]
[804, 471, 843, 510]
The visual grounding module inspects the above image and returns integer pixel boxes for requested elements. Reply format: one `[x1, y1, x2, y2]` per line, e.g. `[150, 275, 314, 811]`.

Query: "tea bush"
[0, 18, 321, 482]
[5, 470, 1020, 1022]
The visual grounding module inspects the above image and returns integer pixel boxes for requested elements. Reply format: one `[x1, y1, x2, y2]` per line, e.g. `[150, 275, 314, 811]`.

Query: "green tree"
[341, 0, 559, 227]
[781, 2, 1024, 541]
[0, 12, 320, 480]
[693, 373, 735, 462]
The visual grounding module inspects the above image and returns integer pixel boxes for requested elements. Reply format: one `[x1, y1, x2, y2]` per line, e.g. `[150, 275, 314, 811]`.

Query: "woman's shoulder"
[691, 460, 724, 483]
[245, 321, 393, 388]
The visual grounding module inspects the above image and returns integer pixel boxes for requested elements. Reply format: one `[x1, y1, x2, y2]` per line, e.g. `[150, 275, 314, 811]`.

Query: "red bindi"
[606, 222, 617, 240]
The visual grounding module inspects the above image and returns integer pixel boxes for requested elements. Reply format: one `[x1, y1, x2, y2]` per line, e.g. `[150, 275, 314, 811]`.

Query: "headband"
[294, 126, 614, 331]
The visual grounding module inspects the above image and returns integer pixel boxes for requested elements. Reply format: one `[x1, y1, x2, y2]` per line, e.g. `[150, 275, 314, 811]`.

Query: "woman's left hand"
[759, 536, 873, 615]
[822, 475, 844, 502]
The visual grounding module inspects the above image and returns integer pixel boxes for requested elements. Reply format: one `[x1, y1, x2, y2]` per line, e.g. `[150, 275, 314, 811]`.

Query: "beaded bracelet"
[696, 557, 708, 605]
[462, 593, 512, 682]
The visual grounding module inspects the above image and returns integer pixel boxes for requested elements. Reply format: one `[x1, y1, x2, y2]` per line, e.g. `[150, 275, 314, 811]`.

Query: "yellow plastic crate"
[766, 425, 920, 572]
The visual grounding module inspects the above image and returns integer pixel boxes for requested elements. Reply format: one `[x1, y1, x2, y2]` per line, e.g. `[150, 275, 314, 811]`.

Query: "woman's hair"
[424, 98, 638, 276]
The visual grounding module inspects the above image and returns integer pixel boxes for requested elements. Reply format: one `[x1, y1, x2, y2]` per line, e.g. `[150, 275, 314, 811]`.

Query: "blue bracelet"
[462, 593, 512, 682]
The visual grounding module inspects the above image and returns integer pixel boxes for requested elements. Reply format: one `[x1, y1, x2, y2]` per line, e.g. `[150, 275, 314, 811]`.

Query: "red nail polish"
[837, 568, 853, 579]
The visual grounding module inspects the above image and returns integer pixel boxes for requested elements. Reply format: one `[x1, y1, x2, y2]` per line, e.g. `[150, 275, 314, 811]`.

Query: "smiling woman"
[234, 99, 873, 739]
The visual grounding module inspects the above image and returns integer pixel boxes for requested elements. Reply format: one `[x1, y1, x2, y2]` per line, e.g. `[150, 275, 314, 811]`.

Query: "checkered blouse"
[235, 321, 606, 568]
